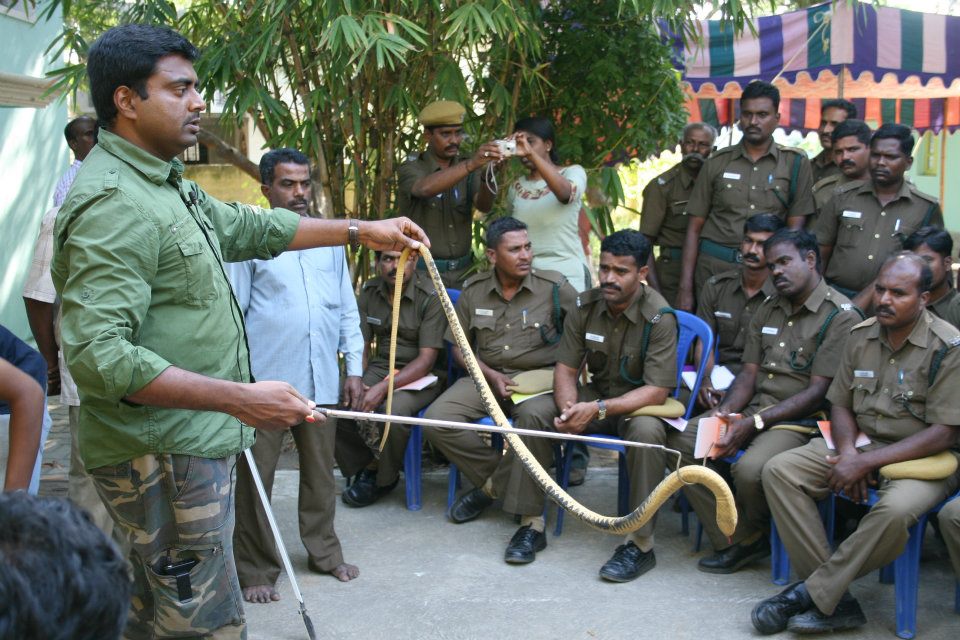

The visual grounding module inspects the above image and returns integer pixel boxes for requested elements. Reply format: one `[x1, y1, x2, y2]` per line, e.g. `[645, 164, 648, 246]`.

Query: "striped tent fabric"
[663, 1, 960, 134]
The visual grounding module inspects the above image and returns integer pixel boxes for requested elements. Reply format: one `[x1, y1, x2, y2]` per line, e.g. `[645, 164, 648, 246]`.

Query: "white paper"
[396, 374, 438, 392]
[682, 365, 735, 392]
[659, 416, 688, 431]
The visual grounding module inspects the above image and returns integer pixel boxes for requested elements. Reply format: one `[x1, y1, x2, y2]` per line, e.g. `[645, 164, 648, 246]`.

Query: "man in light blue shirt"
[229, 149, 365, 604]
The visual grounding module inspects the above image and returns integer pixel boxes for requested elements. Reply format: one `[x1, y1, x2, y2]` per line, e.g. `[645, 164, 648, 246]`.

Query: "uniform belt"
[826, 280, 859, 300]
[658, 246, 683, 260]
[700, 238, 741, 264]
[417, 253, 472, 273]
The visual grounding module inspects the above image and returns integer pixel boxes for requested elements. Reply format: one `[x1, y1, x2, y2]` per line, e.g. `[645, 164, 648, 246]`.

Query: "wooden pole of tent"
[839, 65, 846, 99]
[940, 129, 947, 208]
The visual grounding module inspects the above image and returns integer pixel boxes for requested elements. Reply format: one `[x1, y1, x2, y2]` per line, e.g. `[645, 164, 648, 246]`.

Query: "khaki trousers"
[233, 410, 343, 588]
[762, 439, 960, 614]
[335, 365, 443, 488]
[422, 377, 559, 516]
[940, 497, 960, 579]
[695, 251, 738, 295]
[654, 251, 682, 307]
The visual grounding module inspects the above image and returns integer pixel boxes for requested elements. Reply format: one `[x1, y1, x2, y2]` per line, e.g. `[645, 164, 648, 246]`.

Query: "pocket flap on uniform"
[177, 240, 204, 257]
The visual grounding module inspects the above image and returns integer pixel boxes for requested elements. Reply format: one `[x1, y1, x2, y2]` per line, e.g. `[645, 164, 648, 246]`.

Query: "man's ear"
[260, 184, 271, 199]
[637, 264, 650, 283]
[114, 86, 138, 122]
[485, 246, 497, 268]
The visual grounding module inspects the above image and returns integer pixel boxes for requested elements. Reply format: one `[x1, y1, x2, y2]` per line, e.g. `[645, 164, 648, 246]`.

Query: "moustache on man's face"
[601, 283, 621, 292]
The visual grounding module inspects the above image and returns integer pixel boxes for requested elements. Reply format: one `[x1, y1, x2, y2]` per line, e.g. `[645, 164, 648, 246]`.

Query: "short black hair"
[600, 229, 651, 268]
[764, 228, 821, 273]
[87, 24, 199, 128]
[871, 123, 915, 158]
[903, 226, 954, 258]
[831, 119, 872, 146]
[743, 213, 786, 235]
[513, 116, 559, 163]
[0, 493, 129, 640]
[881, 252, 934, 293]
[259, 148, 310, 186]
[63, 116, 96, 143]
[741, 80, 780, 111]
[821, 99, 857, 119]
[486, 216, 528, 249]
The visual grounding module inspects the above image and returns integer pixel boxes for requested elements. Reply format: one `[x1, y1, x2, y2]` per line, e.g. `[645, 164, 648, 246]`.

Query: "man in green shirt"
[52, 24, 425, 640]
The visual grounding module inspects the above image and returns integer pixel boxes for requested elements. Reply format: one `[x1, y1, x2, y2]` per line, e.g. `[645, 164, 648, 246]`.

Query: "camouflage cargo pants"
[90, 454, 245, 639]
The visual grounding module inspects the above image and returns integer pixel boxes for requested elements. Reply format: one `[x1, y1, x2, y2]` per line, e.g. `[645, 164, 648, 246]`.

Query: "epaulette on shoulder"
[463, 270, 492, 289]
[531, 268, 567, 285]
[655, 164, 681, 186]
[709, 269, 740, 285]
[812, 174, 841, 193]
[908, 183, 939, 205]
[639, 287, 673, 323]
[928, 314, 960, 347]
[413, 273, 437, 296]
[362, 277, 380, 290]
[835, 179, 865, 195]
[576, 287, 605, 309]
[852, 317, 878, 331]
[776, 144, 806, 156]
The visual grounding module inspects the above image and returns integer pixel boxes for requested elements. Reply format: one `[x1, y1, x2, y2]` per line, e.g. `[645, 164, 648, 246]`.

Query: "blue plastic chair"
[770, 488, 960, 639]
[401, 288, 460, 511]
[447, 417, 505, 508]
[554, 310, 714, 535]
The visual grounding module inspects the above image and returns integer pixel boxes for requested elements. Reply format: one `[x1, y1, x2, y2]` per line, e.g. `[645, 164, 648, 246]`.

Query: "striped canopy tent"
[662, 1, 960, 134]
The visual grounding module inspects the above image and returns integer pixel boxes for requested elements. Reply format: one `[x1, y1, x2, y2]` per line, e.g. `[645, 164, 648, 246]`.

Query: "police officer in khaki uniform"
[695, 214, 782, 408]
[810, 99, 857, 184]
[396, 101, 503, 288]
[682, 229, 860, 575]
[424, 217, 577, 547]
[678, 81, 815, 312]
[639, 122, 716, 305]
[903, 227, 960, 329]
[754, 253, 960, 635]
[547, 230, 678, 580]
[815, 124, 943, 311]
[811, 119, 871, 224]
[336, 250, 448, 507]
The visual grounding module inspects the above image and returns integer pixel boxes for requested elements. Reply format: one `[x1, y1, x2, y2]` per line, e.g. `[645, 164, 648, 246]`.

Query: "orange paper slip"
[817, 421, 871, 450]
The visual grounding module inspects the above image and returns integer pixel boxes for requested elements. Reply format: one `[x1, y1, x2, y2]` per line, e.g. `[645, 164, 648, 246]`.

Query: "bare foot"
[242, 584, 281, 604]
[330, 562, 359, 582]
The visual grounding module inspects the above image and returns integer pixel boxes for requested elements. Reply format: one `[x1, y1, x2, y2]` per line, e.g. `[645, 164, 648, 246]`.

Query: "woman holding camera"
[506, 117, 591, 292]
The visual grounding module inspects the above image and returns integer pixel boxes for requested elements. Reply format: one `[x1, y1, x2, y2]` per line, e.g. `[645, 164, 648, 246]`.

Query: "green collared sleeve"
[195, 186, 301, 263]
[54, 190, 173, 401]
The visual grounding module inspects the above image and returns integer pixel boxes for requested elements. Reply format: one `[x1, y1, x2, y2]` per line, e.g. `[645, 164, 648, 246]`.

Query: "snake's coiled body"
[383, 245, 737, 536]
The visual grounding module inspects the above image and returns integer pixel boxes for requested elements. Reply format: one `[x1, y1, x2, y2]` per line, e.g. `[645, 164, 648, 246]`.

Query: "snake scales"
[381, 245, 737, 536]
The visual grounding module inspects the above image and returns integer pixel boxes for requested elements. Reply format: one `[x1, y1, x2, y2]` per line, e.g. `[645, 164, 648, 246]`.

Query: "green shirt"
[51, 130, 301, 469]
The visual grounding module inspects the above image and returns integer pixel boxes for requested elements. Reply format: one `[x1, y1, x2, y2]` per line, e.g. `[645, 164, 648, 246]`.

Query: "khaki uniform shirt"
[396, 149, 480, 260]
[815, 180, 943, 293]
[812, 150, 841, 184]
[813, 174, 858, 214]
[359, 271, 447, 370]
[450, 269, 577, 377]
[557, 285, 678, 398]
[686, 142, 815, 248]
[928, 288, 960, 330]
[741, 279, 861, 411]
[639, 163, 697, 249]
[827, 311, 960, 444]
[697, 268, 777, 367]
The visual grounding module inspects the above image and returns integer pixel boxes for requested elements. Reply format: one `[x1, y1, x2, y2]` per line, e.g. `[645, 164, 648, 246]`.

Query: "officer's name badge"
[841, 210, 862, 219]
[854, 370, 875, 378]
[367, 316, 382, 326]
[761, 326, 779, 335]
[475, 309, 494, 316]
[722, 172, 741, 180]
[714, 311, 732, 319]
[586, 332, 605, 343]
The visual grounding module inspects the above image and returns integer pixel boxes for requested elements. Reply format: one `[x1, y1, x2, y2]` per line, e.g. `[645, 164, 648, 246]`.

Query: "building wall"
[909, 130, 959, 232]
[0, 7, 68, 341]
[184, 164, 266, 207]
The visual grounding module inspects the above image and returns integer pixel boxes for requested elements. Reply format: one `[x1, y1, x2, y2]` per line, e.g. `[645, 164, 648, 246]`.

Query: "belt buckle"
[734, 250, 743, 264]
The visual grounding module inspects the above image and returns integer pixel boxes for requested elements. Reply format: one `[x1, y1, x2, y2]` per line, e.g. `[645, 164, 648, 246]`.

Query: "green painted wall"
[0, 7, 68, 342]
[909, 131, 959, 233]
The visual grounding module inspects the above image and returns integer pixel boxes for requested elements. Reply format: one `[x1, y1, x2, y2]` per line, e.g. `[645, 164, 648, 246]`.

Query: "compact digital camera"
[495, 139, 516, 157]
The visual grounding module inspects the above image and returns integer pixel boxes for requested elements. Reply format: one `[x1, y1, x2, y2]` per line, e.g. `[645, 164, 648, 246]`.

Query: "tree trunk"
[197, 129, 260, 182]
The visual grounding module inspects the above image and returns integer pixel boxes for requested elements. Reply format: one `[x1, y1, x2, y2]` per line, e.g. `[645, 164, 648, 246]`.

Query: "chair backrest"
[673, 310, 714, 420]
[443, 289, 463, 384]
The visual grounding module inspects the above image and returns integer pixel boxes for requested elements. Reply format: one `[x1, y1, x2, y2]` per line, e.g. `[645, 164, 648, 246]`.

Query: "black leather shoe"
[598, 542, 656, 582]
[341, 470, 398, 508]
[751, 582, 814, 635]
[447, 487, 494, 523]
[504, 525, 547, 564]
[786, 593, 866, 634]
[698, 536, 770, 574]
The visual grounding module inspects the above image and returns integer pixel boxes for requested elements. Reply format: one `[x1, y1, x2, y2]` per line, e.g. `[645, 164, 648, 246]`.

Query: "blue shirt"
[0, 325, 47, 414]
[228, 246, 363, 405]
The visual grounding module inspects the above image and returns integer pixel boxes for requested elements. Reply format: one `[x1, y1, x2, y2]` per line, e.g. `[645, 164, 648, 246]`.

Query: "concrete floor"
[38, 401, 960, 640]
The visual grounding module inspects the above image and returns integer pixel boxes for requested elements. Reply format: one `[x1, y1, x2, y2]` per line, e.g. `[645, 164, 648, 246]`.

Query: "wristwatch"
[596, 399, 607, 421]
[347, 218, 360, 251]
[753, 413, 765, 431]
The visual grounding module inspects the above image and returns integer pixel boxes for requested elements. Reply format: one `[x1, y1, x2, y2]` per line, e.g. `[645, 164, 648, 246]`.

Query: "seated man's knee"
[620, 416, 666, 444]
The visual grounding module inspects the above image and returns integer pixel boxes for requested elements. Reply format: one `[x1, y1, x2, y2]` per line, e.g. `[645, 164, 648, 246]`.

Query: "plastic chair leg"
[893, 516, 929, 640]
[403, 425, 423, 511]
[617, 453, 629, 517]
[447, 465, 461, 509]
[554, 444, 575, 536]
[770, 518, 792, 585]
[954, 581, 959, 614]
[678, 493, 691, 536]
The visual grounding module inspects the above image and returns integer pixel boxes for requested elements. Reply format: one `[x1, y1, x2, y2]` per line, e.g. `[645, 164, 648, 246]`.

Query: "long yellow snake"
[380, 245, 737, 536]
